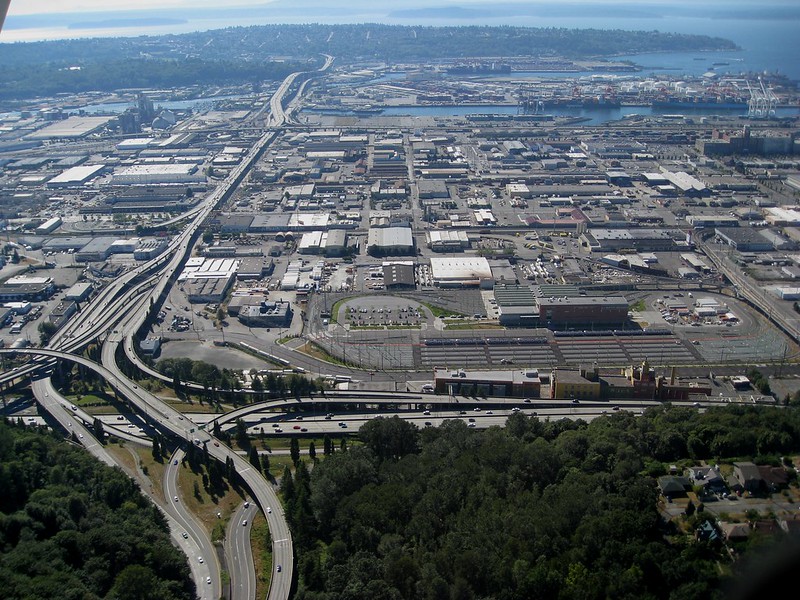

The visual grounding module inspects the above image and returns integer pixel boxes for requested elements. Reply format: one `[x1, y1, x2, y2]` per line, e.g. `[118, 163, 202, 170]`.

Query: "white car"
[267, 507, 272, 514]
[242, 520, 247, 526]
[206, 577, 211, 584]
[198, 557, 203, 563]
[174, 496, 179, 502]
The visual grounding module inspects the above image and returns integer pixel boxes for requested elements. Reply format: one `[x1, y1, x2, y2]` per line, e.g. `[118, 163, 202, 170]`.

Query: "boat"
[351, 106, 384, 116]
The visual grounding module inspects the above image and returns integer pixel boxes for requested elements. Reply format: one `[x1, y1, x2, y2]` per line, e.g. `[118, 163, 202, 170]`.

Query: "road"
[0, 57, 338, 599]
[226, 501, 259, 600]
[164, 448, 221, 600]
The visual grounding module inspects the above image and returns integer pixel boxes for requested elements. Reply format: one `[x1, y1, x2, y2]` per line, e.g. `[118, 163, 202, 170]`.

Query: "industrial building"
[714, 227, 774, 252]
[382, 262, 416, 289]
[47, 164, 105, 188]
[580, 228, 678, 253]
[551, 361, 712, 401]
[433, 367, 541, 398]
[538, 296, 629, 328]
[430, 257, 493, 288]
[35, 216, 62, 235]
[111, 164, 204, 185]
[0, 276, 55, 302]
[179, 257, 239, 303]
[64, 282, 93, 303]
[48, 300, 77, 330]
[238, 301, 292, 328]
[426, 230, 470, 252]
[367, 226, 415, 256]
[27, 116, 114, 140]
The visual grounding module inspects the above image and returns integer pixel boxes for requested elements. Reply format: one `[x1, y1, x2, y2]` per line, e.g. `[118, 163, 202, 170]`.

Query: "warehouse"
[433, 367, 541, 398]
[35, 216, 62, 234]
[537, 296, 629, 328]
[324, 229, 348, 256]
[714, 227, 773, 252]
[383, 262, 416, 289]
[27, 116, 114, 140]
[298, 231, 326, 254]
[430, 257, 493, 288]
[238, 301, 292, 328]
[0, 276, 55, 302]
[64, 282, 93, 303]
[47, 164, 105, 188]
[367, 226, 415, 256]
[75, 237, 117, 262]
[580, 228, 677, 252]
[111, 164, 204, 185]
[427, 230, 469, 252]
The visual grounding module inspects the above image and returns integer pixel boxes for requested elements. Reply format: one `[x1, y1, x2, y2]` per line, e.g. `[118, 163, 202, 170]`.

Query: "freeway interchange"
[0, 57, 336, 600]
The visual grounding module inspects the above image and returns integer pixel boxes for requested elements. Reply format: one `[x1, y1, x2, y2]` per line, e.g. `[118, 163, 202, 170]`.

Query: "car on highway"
[174, 459, 179, 465]
[301, 428, 308, 432]
[174, 496, 179, 502]
[267, 507, 272, 513]
[272, 423, 280, 428]
[485, 410, 493, 415]
[244, 501, 250, 508]
[78, 433, 83, 439]
[198, 557, 203, 563]
[242, 520, 247, 526]
[206, 577, 211, 585]
[468, 423, 476, 428]
[423, 410, 430, 415]
[277, 565, 281, 573]
[116, 415, 124, 420]
[275, 428, 283, 433]
[293, 425, 301, 430]
[182, 532, 188, 539]
[70, 405, 77, 411]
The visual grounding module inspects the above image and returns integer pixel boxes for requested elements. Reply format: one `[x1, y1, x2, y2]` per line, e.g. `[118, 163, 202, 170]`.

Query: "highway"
[164, 448, 221, 600]
[226, 501, 259, 600]
[0, 57, 343, 600]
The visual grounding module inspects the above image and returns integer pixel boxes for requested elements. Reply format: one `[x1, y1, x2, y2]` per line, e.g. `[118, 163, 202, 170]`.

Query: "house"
[695, 521, 720, 543]
[718, 521, 751, 542]
[657, 475, 691, 499]
[733, 461, 764, 493]
[758, 465, 789, 492]
[688, 465, 727, 494]
[777, 516, 800, 536]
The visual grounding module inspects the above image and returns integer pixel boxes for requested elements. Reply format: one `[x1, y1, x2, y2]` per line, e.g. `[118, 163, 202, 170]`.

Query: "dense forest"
[0, 420, 195, 600]
[0, 23, 737, 102]
[283, 404, 800, 600]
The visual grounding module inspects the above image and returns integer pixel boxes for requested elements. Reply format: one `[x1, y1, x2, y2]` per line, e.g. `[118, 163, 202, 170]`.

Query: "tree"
[151, 435, 161, 461]
[309, 440, 317, 462]
[202, 229, 214, 244]
[248, 446, 261, 472]
[323, 434, 332, 456]
[261, 453, 271, 477]
[290, 437, 300, 466]
[37, 321, 57, 345]
[235, 418, 250, 450]
[92, 418, 105, 443]
[10, 249, 19, 264]
[359, 416, 419, 462]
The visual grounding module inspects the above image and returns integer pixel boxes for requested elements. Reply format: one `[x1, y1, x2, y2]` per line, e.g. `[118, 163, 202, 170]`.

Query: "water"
[78, 94, 246, 115]
[309, 104, 800, 126]
[2, 7, 798, 80]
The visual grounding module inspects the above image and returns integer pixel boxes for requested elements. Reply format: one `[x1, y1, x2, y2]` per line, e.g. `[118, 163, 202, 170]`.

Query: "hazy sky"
[9, 0, 787, 17]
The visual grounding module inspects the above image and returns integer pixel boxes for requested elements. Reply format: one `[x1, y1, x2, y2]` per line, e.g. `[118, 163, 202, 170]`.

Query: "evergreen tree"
[308, 440, 317, 462]
[248, 446, 261, 472]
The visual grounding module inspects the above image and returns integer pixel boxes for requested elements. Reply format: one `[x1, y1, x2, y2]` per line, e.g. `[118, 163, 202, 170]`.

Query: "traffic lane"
[227, 501, 258, 600]
[164, 449, 220, 600]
